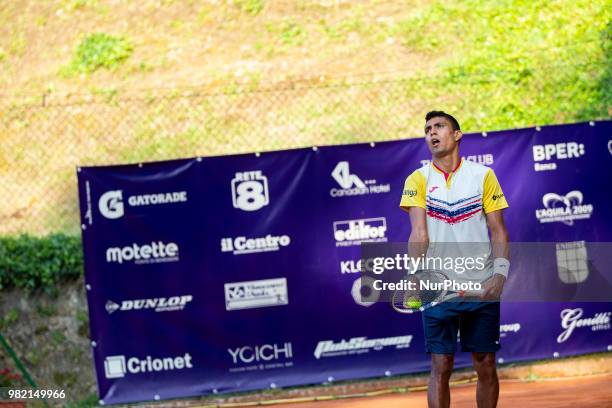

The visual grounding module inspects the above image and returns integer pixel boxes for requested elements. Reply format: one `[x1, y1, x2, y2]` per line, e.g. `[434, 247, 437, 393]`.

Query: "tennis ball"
[405, 297, 422, 309]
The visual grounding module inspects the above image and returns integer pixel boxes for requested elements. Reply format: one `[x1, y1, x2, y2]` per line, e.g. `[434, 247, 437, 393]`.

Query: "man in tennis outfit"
[399, 111, 510, 408]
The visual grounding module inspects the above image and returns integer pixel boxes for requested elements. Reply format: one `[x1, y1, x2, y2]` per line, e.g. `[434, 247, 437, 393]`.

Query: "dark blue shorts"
[422, 300, 501, 354]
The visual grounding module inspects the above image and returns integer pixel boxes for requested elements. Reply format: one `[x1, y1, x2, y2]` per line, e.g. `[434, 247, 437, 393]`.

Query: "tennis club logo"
[557, 308, 611, 343]
[314, 335, 412, 359]
[421, 154, 494, 167]
[330, 161, 390, 197]
[105, 241, 179, 264]
[221, 234, 291, 255]
[333, 217, 387, 247]
[532, 142, 585, 171]
[104, 353, 194, 379]
[105, 295, 192, 314]
[224, 278, 288, 311]
[535, 190, 593, 225]
[98, 190, 188, 219]
[231, 171, 269, 211]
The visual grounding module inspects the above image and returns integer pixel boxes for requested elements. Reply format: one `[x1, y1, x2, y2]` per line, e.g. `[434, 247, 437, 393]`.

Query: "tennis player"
[400, 111, 510, 408]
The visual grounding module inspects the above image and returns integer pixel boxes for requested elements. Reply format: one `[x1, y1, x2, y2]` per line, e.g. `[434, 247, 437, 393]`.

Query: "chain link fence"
[1, 61, 610, 236]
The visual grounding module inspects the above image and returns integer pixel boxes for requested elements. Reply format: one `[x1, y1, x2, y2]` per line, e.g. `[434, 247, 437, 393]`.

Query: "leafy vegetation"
[0, 235, 83, 292]
[63, 33, 133, 75]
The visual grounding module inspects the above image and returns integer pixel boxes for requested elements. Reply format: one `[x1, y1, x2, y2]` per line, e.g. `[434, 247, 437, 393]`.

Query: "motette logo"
[231, 171, 269, 211]
[98, 190, 124, 219]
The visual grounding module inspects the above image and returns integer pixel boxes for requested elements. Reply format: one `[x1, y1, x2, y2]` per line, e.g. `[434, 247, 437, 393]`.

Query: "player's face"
[424, 117, 461, 156]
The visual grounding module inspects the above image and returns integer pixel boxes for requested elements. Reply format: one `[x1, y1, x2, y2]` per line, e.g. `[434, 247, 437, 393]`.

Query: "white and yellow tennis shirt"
[400, 159, 508, 282]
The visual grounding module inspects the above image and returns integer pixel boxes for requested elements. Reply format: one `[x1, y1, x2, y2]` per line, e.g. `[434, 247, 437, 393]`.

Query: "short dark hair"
[425, 111, 461, 131]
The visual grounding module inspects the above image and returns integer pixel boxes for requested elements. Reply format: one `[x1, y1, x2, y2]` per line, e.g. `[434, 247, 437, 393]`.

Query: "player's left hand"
[480, 274, 506, 300]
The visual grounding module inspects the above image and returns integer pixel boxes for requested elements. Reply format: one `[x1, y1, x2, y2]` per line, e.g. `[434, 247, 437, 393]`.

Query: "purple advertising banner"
[77, 121, 612, 405]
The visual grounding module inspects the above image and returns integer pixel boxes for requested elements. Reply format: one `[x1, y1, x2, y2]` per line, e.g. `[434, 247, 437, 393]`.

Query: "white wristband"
[494, 258, 510, 278]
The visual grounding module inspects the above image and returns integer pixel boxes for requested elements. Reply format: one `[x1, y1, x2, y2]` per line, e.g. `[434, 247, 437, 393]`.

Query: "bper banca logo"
[532, 142, 585, 171]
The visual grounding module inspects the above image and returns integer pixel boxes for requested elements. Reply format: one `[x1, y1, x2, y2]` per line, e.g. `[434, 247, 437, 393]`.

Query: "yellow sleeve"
[483, 169, 509, 214]
[400, 170, 426, 211]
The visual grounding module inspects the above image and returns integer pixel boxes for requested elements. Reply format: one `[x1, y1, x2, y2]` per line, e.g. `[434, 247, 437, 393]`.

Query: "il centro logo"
[330, 161, 390, 197]
[221, 234, 290, 255]
[104, 353, 193, 379]
[98, 190, 188, 219]
[535, 191, 593, 226]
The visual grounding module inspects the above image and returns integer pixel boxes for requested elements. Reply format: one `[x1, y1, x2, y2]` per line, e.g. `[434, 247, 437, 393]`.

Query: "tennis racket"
[391, 269, 484, 314]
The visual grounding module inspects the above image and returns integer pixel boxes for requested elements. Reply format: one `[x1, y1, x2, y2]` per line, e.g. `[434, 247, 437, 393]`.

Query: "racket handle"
[461, 289, 484, 297]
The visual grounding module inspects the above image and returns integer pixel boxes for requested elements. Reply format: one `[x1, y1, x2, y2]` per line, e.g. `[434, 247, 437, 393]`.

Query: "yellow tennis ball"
[405, 297, 422, 309]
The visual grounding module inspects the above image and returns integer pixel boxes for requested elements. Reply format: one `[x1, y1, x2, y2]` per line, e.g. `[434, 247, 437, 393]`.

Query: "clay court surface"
[271, 374, 612, 408]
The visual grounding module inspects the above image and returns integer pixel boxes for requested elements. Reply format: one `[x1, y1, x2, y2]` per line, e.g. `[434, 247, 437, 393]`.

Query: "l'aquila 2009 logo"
[535, 190, 593, 226]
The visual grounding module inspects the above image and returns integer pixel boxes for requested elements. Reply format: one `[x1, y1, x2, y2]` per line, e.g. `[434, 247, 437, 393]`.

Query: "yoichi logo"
[99, 190, 124, 219]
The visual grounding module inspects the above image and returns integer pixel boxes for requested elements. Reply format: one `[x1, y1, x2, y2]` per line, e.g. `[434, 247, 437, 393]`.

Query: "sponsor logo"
[403, 189, 417, 197]
[500, 323, 521, 338]
[99, 190, 124, 219]
[557, 308, 611, 343]
[340, 258, 376, 274]
[227, 343, 294, 372]
[421, 154, 494, 167]
[429, 186, 439, 193]
[492, 193, 505, 201]
[330, 161, 390, 197]
[224, 278, 288, 311]
[221, 234, 290, 255]
[556, 241, 589, 283]
[105, 295, 192, 314]
[105, 241, 179, 264]
[333, 217, 387, 247]
[535, 191, 593, 225]
[104, 353, 193, 379]
[314, 335, 412, 359]
[98, 190, 187, 219]
[231, 171, 269, 211]
[532, 142, 585, 171]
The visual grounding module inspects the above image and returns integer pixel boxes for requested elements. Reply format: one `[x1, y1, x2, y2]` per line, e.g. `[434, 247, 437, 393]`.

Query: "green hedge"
[0, 235, 83, 293]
